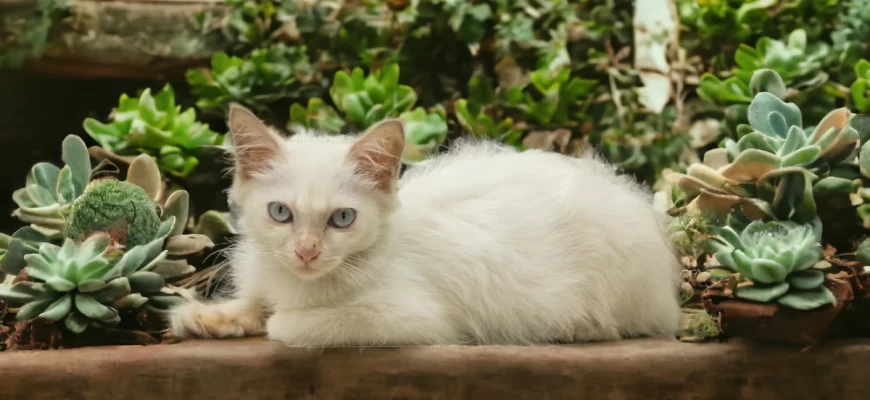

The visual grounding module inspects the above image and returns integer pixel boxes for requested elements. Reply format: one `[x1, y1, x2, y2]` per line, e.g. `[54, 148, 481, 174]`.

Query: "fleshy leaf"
[735, 282, 790, 302]
[777, 286, 836, 310]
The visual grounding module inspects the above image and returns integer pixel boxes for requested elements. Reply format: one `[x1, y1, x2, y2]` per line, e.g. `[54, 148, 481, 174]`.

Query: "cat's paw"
[169, 300, 266, 339]
[264, 311, 300, 345]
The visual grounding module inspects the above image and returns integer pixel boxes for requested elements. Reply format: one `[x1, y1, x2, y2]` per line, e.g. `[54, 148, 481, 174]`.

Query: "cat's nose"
[295, 247, 321, 263]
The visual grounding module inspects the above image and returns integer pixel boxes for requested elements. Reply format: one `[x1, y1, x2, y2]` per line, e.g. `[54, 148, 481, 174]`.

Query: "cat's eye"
[268, 202, 293, 223]
[329, 208, 356, 228]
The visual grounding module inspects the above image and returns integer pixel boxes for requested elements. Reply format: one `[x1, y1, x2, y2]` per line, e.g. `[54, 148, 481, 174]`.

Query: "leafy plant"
[502, 66, 597, 126]
[289, 64, 449, 162]
[82, 85, 225, 178]
[186, 44, 318, 113]
[454, 74, 522, 146]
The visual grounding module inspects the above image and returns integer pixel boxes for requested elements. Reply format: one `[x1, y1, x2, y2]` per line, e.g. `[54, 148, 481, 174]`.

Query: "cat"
[169, 104, 683, 346]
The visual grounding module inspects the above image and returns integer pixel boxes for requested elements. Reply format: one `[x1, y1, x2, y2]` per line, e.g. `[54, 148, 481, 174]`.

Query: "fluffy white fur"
[170, 105, 683, 346]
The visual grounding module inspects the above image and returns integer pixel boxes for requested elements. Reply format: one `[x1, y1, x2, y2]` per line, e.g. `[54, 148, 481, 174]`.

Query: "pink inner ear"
[228, 104, 280, 180]
[348, 121, 405, 191]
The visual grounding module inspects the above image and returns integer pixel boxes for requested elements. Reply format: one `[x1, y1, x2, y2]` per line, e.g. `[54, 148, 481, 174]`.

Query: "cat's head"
[226, 104, 404, 280]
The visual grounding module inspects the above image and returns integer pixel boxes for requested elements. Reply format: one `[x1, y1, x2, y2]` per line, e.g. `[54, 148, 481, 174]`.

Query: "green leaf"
[777, 286, 836, 310]
[786, 269, 825, 290]
[77, 279, 107, 293]
[780, 145, 821, 167]
[747, 92, 802, 137]
[735, 282, 789, 302]
[44, 276, 76, 292]
[31, 162, 61, 194]
[37, 293, 73, 321]
[750, 258, 788, 283]
[92, 278, 132, 303]
[56, 166, 76, 203]
[16, 298, 56, 321]
[64, 311, 90, 333]
[162, 190, 190, 236]
[61, 135, 92, 197]
[748, 68, 786, 98]
[24, 253, 55, 281]
[127, 271, 166, 293]
[74, 293, 119, 323]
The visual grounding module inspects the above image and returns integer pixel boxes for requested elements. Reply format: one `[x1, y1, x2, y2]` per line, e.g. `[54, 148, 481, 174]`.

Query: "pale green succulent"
[666, 69, 860, 224]
[11, 135, 92, 238]
[0, 218, 190, 333]
[707, 220, 834, 310]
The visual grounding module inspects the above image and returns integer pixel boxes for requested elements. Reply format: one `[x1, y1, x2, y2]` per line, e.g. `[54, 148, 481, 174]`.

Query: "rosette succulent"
[82, 85, 225, 177]
[0, 219, 190, 333]
[707, 220, 834, 310]
[666, 69, 860, 224]
[11, 135, 92, 238]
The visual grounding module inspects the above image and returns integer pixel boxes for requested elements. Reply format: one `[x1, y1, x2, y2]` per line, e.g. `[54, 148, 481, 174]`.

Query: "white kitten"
[169, 104, 683, 346]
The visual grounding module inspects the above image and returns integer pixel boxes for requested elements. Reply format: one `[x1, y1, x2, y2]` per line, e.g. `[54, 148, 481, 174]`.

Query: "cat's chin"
[289, 262, 336, 281]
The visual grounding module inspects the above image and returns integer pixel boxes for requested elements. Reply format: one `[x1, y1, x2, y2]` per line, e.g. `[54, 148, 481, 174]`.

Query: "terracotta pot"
[701, 281, 853, 345]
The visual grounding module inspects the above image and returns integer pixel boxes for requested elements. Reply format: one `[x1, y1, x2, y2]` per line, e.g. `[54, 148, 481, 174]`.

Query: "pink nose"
[295, 248, 321, 263]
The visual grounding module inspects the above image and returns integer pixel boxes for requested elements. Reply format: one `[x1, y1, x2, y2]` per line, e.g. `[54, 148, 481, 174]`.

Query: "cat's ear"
[347, 119, 406, 192]
[227, 103, 281, 180]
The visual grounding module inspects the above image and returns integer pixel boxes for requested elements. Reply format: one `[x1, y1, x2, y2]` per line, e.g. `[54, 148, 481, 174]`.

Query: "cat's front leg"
[266, 304, 460, 347]
[169, 296, 269, 339]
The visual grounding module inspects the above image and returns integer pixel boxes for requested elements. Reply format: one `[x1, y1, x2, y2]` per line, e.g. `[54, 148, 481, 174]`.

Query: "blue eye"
[329, 208, 356, 228]
[268, 202, 293, 223]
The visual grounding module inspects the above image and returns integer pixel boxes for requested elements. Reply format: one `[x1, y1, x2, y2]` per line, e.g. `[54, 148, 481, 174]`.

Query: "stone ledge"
[0, 337, 867, 399]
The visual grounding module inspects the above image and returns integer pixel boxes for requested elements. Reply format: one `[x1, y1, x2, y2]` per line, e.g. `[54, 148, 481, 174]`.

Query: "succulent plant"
[288, 98, 347, 133]
[706, 220, 834, 310]
[454, 73, 523, 146]
[82, 85, 225, 178]
[851, 59, 870, 113]
[0, 218, 191, 334]
[697, 29, 829, 107]
[288, 63, 448, 162]
[329, 64, 418, 128]
[186, 44, 318, 113]
[666, 69, 860, 224]
[502, 66, 596, 126]
[11, 135, 92, 239]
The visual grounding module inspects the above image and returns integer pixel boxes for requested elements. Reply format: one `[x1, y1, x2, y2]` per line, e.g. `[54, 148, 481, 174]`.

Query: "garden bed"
[0, 337, 868, 399]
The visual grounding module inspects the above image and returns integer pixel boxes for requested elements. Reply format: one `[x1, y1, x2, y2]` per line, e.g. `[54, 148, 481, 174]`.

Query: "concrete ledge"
[0, 337, 867, 399]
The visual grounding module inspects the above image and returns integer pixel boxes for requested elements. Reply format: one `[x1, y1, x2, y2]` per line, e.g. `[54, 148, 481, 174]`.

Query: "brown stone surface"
[0, 337, 868, 399]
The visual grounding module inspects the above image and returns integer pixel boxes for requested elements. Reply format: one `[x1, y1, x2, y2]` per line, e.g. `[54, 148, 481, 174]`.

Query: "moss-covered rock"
[65, 179, 161, 248]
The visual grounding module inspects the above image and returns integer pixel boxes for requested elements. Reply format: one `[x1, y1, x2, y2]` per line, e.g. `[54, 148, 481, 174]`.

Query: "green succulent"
[851, 59, 870, 113]
[667, 69, 860, 224]
[501, 66, 596, 126]
[186, 44, 317, 113]
[289, 63, 448, 163]
[399, 106, 449, 163]
[82, 85, 225, 178]
[328, 64, 417, 128]
[454, 74, 522, 146]
[0, 219, 191, 334]
[707, 219, 834, 310]
[697, 29, 829, 107]
[11, 135, 92, 239]
[288, 98, 347, 134]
